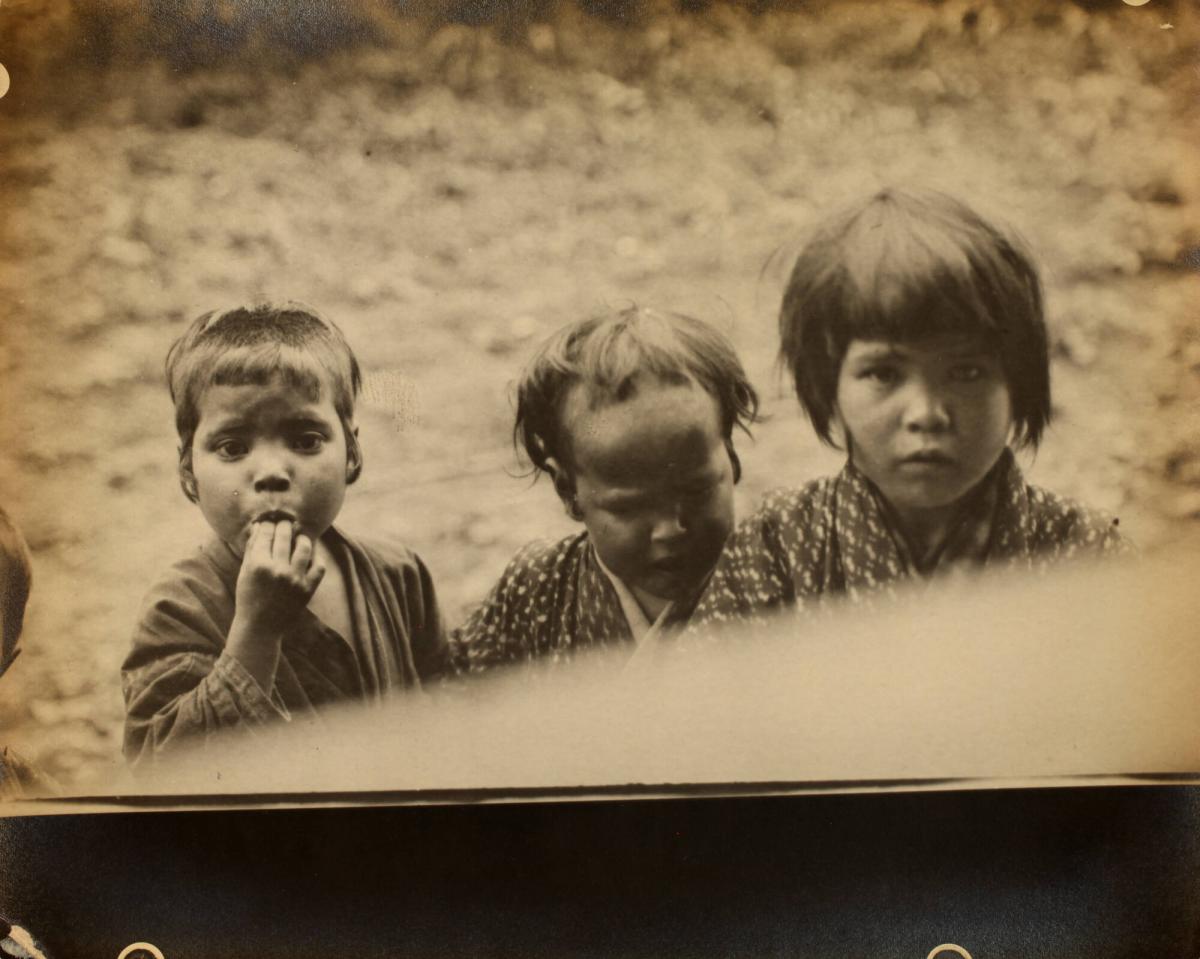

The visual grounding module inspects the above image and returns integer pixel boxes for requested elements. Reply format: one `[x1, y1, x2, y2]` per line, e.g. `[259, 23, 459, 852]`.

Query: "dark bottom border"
[3, 785, 1199, 958]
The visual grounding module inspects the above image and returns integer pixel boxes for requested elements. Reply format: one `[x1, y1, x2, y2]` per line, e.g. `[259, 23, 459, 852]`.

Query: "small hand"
[226, 520, 326, 692]
[234, 519, 326, 630]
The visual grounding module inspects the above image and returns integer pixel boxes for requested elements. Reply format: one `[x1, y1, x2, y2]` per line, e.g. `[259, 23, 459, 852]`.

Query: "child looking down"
[692, 188, 1126, 628]
[453, 306, 759, 672]
[122, 304, 448, 765]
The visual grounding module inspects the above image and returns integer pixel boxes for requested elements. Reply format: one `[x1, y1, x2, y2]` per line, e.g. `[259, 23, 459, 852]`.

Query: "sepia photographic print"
[0, 0, 1198, 955]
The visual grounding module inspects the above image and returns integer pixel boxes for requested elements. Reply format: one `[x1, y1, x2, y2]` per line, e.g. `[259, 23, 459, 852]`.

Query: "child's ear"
[178, 446, 199, 503]
[544, 457, 584, 522]
[345, 423, 363, 485]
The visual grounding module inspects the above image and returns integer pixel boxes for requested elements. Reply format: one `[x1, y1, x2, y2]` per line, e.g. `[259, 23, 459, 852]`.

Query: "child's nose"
[252, 448, 292, 493]
[902, 382, 951, 433]
[650, 505, 688, 542]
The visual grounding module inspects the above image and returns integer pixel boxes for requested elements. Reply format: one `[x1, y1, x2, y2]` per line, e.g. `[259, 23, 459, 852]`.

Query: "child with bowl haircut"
[451, 306, 759, 672]
[122, 305, 448, 765]
[692, 188, 1126, 628]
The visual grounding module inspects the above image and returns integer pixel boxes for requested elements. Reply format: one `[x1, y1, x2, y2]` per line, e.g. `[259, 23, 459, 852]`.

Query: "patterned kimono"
[690, 448, 1127, 631]
[450, 532, 693, 675]
[123, 527, 448, 766]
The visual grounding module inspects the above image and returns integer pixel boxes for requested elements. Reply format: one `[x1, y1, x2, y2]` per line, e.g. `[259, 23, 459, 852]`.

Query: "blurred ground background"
[0, 0, 1196, 790]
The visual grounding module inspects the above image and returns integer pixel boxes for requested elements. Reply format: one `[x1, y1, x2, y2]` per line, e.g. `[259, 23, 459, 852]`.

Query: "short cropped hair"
[165, 303, 363, 501]
[515, 305, 760, 482]
[0, 507, 32, 681]
[779, 188, 1050, 448]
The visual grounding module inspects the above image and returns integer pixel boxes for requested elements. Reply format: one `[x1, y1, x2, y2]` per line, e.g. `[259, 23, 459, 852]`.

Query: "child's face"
[835, 334, 1013, 521]
[562, 378, 735, 606]
[189, 374, 351, 553]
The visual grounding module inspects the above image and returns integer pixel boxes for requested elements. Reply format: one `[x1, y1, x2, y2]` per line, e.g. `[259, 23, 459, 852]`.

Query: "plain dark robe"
[122, 527, 447, 766]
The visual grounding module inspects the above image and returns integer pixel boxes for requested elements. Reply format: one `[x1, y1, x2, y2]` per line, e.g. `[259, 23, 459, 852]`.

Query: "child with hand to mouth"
[122, 305, 448, 765]
[691, 188, 1127, 629]
[451, 306, 759, 673]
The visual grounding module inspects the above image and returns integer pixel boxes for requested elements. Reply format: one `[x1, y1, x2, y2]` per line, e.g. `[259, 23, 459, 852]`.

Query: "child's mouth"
[649, 554, 693, 579]
[900, 450, 955, 467]
[644, 556, 710, 602]
[254, 509, 298, 524]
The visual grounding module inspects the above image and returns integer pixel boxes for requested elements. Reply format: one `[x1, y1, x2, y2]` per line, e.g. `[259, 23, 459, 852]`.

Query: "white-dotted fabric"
[687, 447, 1128, 634]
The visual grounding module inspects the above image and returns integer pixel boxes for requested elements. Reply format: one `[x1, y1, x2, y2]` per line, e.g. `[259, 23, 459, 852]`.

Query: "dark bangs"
[209, 343, 331, 404]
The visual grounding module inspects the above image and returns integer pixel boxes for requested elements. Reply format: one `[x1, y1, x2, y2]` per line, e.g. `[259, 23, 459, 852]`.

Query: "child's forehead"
[194, 374, 337, 422]
[564, 378, 724, 475]
[573, 420, 725, 492]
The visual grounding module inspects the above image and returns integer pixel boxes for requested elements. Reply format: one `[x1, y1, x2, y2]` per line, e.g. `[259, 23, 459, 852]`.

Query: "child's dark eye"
[949, 363, 985, 382]
[214, 438, 248, 459]
[861, 366, 899, 385]
[602, 495, 650, 518]
[605, 502, 638, 517]
[292, 432, 326, 453]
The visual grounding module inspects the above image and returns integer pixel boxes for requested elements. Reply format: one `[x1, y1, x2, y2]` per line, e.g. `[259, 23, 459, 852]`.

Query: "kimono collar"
[830, 448, 1026, 595]
[592, 548, 673, 642]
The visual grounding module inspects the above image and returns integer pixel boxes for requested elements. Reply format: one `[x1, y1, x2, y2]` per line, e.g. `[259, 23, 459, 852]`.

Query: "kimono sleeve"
[448, 539, 560, 674]
[393, 548, 453, 683]
[1027, 487, 1134, 561]
[1076, 503, 1133, 556]
[121, 560, 288, 767]
[689, 490, 812, 633]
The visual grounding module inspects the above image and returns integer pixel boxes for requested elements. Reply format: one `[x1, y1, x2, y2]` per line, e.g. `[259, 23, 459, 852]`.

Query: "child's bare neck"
[895, 510, 956, 568]
[631, 585, 672, 622]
